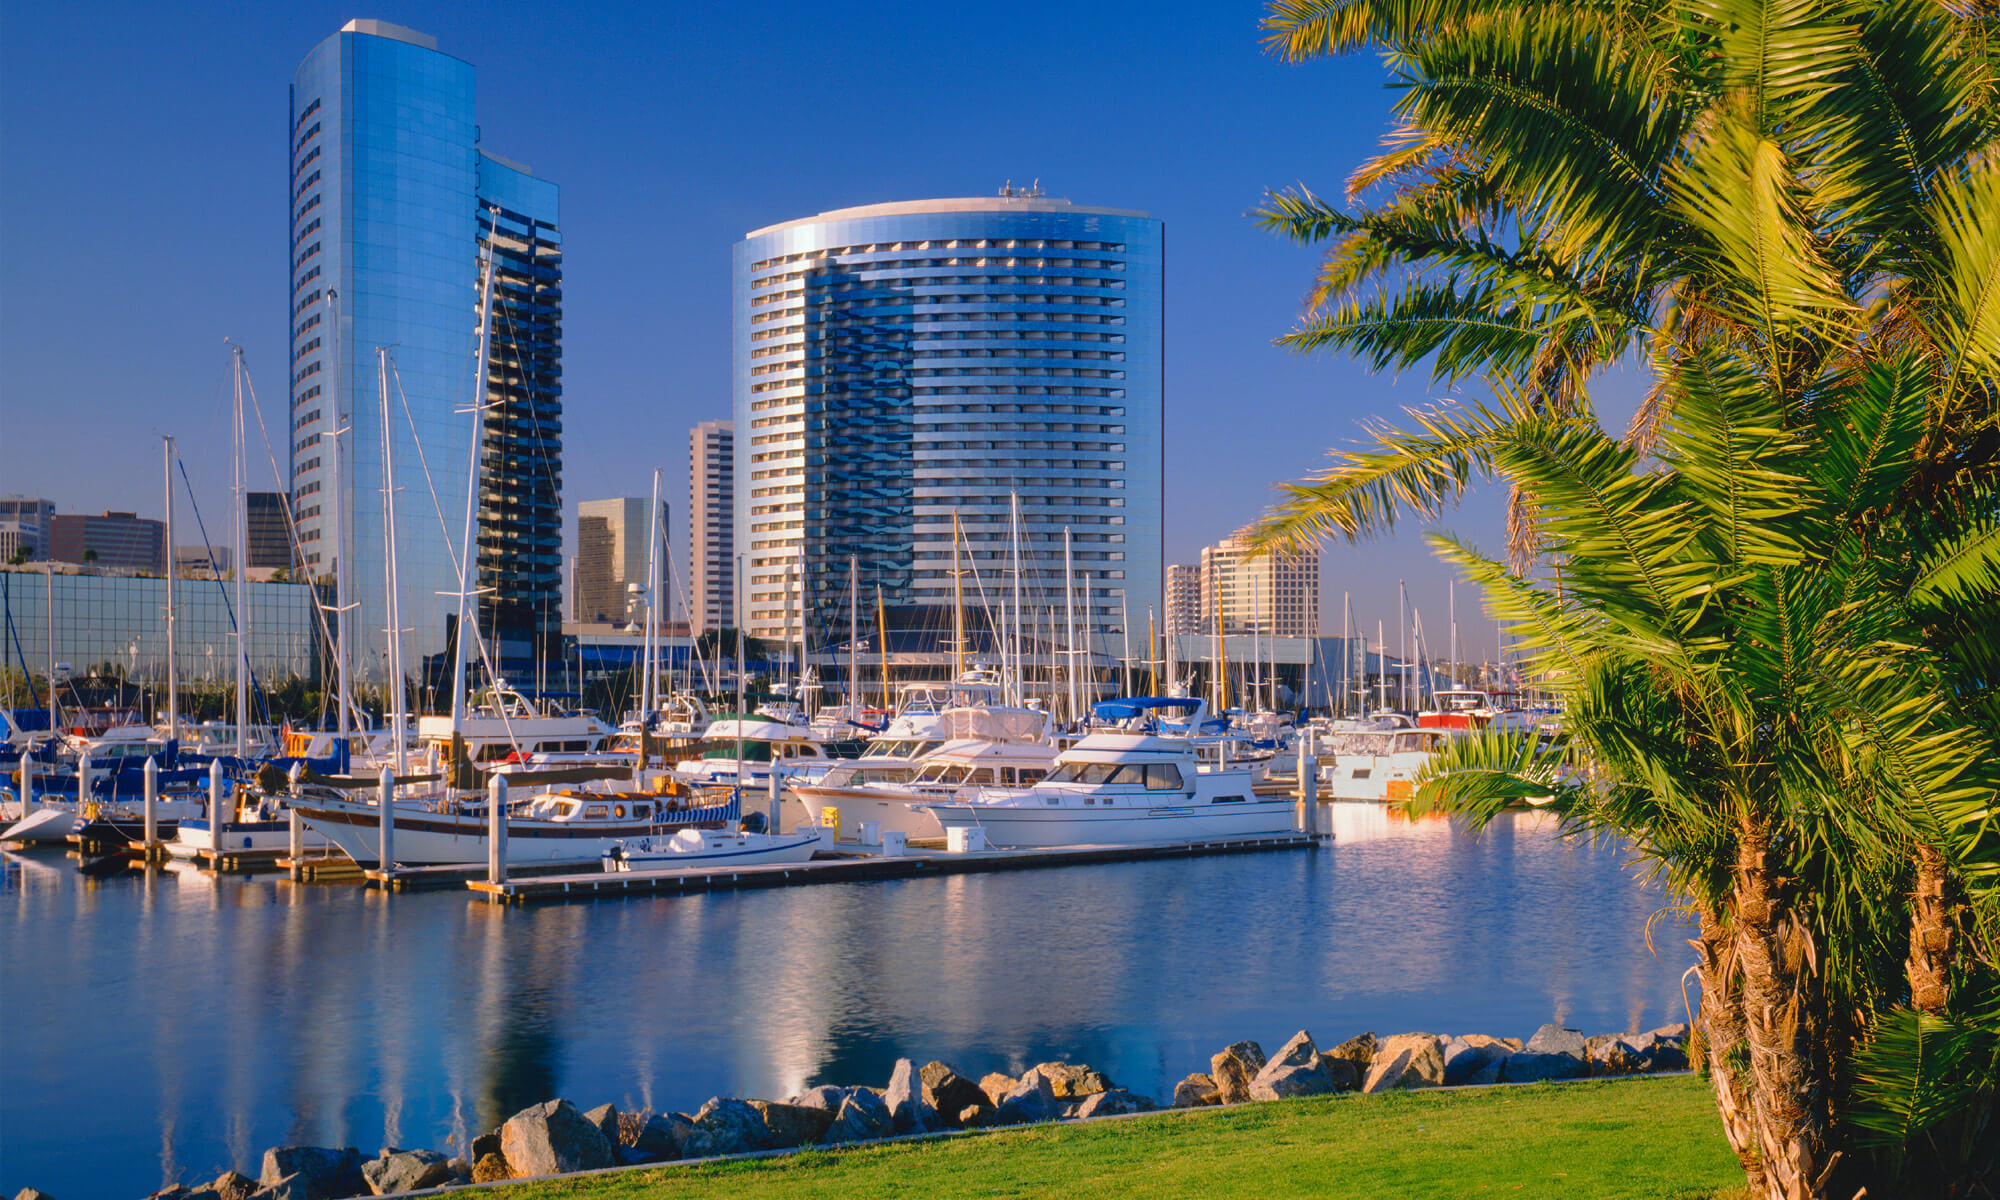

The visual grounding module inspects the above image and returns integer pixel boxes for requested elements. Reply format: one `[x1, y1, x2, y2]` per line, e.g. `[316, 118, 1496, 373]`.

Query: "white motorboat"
[290, 782, 741, 867]
[794, 706, 1056, 839]
[674, 714, 840, 789]
[167, 788, 331, 858]
[920, 730, 1299, 848]
[601, 826, 824, 871]
[415, 685, 617, 767]
[1318, 727, 1454, 802]
[0, 804, 81, 844]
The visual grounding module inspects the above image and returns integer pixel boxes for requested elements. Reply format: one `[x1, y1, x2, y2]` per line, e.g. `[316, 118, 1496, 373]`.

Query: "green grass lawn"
[494, 1075, 1748, 1200]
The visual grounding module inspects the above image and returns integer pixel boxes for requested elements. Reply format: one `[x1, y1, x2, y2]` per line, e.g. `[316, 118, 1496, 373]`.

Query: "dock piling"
[78, 755, 93, 812]
[288, 809, 303, 879]
[767, 768, 781, 832]
[209, 760, 227, 851]
[18, 755, 33, 819]
[487, 775, 507, 885]
[1297, 730, 1317, 837]
[377, 766, 395, 877]
[143, 758, 158, 851]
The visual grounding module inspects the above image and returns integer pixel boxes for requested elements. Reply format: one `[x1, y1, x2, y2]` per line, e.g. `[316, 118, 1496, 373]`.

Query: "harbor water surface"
[3, 808, 1697, 1199]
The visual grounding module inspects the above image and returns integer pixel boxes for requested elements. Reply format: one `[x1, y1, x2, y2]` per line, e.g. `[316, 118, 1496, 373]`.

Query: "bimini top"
[1091, 697, 1201, 720]
[1056, 731, 1201, 762]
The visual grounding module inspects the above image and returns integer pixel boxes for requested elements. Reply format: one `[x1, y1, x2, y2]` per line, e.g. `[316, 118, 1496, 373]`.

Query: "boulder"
[824, 1090, 894, 1143]
[977, 1072, 1017, 1108]
[1248, 1031, 1340, 1101]
[1074, 1089, 1152, 1118]
[250, 1176, 307, 1200]
[1325, 1033, 1378, 1082]
[919, 1062, 990, 1128]
[1442, 1036, 1514, 1086]
[258, 1148, 366, 1200]
[444, 1159, 471, 1184]
[468, 1133, 500, 1164]
[499, 1099, 617, 1177]
[14, 1191, 54, 1200]
[469, 1155, 510, 1185]
[361, 1149, 454, 1196]
[1364, 1034, 1445, 1092]
[994, 1069, 1060, 1125]
[1032, 1061, 1112, 1100]
[213, 1172, 259, 1200]
[684, 1098, 775, 1158]
[1316, 1054, 1361, 1092]
[884, 1058, 940, 1134]
[1208, 1041, 1267, 1104]
[632, 1112, 691, 1161]
[747, 1100, 835, 1147]
[788, 1085, 849, 1113]
[581, 1103, 621, 1148]
[1585, 1035, 1644, 1077]
[1499, 1050, 1585, 1083]
[1172, 1073, 1221, 1108]
[1623, 1030, 1688, 1072]
[958, 1104, 995, 1128]
[1525, 1024, 1588, 1057]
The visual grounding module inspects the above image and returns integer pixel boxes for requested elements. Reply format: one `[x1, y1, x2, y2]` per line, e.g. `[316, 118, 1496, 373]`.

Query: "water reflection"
[2, 812, 1694, 1200]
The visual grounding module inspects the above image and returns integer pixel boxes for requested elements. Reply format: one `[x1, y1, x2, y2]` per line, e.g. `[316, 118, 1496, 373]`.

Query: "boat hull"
[919, 798, 1300, 848]
[293, 795, 739, 867]
[167, 818, 331, 857]
[1, 806, 82, 844]
[605, 831, 823, 871]
[790, 785, 948, 840]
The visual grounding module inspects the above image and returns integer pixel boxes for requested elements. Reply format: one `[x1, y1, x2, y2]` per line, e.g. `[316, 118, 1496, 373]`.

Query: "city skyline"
[0, 2, 1646, 656]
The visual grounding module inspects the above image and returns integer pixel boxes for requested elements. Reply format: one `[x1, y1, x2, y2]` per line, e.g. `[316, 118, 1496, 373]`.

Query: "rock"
[1525, 1023, 1588, 1057]
[258, 1148, 366, 1200]
[468, 1132, 499, 1164]
[14, 1191, 55, 1200]
[747, 1100, 835, 1147]
[1585, 1034, 1642, 1076]
[1325, 1033, 1378, 1082]
[1622, 1030, 1688, 1072]
[1442, 1035, 1514, 1086]
[444, 1159, 470, 1184]
[1364, 1034, 1446, 1092]
[884, 1058, 940, 1133]
[633, 1112, 690, 1161]
[499, 1099, 617, 1177]
[250, 1176, 307, 1200]
[469, 1155, 510, 1184]
[1651, 1022, 1689, 1041]
[957, 1103, 995, 1128]
[684, 1098, 775, 1157]
[213, 1172, 259, 1200]
[1172, 1073, 1221, 1108]
[1074, 1088, 1152, 1118]
[788, 1085, 850, 1112]
[994, 1069, 1060, 1125]
[184, 1188, 221, 1200]
[581, 1103, 620, 1148]
[824, 1090, 894, 1143]
[1032, 1061, 1112, 1100]
[361, 1149, 454, 1196]
[1499, 1050, 1585, 1083]
[1248, 1030, 1341, 1101]
[1208, 1041, 1267, 1104]
[977, 1072, 1017, 1108]
[919, 1062, 990, 1128]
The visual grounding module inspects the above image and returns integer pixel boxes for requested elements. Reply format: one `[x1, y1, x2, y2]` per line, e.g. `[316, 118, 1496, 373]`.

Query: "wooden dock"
[468, 832, 1326, 905]
[367, 860, 597, 892]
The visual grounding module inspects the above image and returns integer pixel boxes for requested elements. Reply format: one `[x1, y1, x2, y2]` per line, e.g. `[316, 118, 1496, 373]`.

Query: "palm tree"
[1251, 2, 2000, 1196]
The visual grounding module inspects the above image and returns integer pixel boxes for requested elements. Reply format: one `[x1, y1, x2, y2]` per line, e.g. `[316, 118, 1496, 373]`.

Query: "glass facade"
[733, 197, 1164, 659]
[0, 568, 323, 684]
[288, 21, 561, 683]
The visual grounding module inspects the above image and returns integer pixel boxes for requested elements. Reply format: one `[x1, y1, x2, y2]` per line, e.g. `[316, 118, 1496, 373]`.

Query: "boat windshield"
[1331, 732, 1396, 757]
[863, 739, 942, 759]
[1047, 761, 1139, 785]
[699, 740, 773, 762]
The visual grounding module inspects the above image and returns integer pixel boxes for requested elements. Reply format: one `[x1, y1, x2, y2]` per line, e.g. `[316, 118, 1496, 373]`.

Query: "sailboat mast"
[1062, 528, 1078, 723]
[1214, 594, 1230, 712]
[876, 585, 890, 711]
[951, 511, 965, 683]
[646, 469, 663, 718]
[796, 544, 810, 718]
[734, 554, 745, 781]
[1449, 580, 1457, 691]
[452, 225, 498, 730]
[1398, 580, 1409, 711]
[328, 288, 351, 742]
[1120, 591, 1131, 697]
[1008, 492, 1022, 706]
[231, 346, 249, 761]
[162, 436, 178, 738]
[1146, 610, 1156, 697]
[847, 556, 858, 719]
[378, 349, 408, 775]
[1251, 577, 1262, 712]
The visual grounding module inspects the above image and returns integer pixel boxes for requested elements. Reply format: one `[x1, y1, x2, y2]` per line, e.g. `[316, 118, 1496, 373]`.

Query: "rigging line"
[174, 456, 275, 724]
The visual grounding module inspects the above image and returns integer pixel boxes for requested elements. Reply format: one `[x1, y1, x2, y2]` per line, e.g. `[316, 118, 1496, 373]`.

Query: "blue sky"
[0, 0, 1624, 658]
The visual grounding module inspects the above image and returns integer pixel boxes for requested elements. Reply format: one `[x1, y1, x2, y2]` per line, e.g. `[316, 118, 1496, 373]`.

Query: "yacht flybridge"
[919, 729, 1299, 848]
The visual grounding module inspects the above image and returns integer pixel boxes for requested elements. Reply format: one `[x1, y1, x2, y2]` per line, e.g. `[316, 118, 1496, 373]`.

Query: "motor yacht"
[793, 706, 1055, 839]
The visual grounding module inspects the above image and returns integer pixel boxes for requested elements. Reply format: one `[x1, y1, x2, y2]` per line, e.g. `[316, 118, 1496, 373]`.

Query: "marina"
[1, 806, 1697, 1200]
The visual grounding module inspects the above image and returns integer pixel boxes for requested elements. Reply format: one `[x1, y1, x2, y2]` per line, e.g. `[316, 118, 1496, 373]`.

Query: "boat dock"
[467, 831, 1326, 905]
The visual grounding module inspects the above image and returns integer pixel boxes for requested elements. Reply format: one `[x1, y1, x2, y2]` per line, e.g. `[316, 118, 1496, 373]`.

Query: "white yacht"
[1318, 726, 1454, 802]
[602, 825, 823, 871]
[673, 714, 839, 789]
[920, 730, 1299, 848]
[415, 685, 616, 766]
[793, 706, 1056, 839]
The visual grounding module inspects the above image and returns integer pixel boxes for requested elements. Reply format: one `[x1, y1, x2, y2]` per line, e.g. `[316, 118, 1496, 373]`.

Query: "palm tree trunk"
[1733, 826, 1837, 1200]
[1907, 844, 1954, 1016]
[1694, 907, 1766, 1193]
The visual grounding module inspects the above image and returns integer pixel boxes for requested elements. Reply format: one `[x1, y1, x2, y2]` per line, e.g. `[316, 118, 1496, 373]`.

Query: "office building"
[576, 498, 667, 626]
[732, 192, 1163, 654]
[1164, 562, 1202, 636]
[1200, 526, 1319, 637]
[0, 497, 54, 563]
[689, 420, 734, 633]
[245, 492, 294, 571]
[287, 20, 562, 682]
[174, 546, 231, 577]
[49, 512, 165, 573]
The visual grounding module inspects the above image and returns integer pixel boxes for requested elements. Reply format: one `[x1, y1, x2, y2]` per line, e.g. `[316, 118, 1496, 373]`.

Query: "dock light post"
[143, 757, 158, 851]
[377, 766, 395, 876]
[209, 760, 227, 855]
[487, 775, 507, 885]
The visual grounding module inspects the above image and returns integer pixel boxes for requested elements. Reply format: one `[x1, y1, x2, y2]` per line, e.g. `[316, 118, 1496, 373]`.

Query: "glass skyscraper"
[288, 20, 562, 685]
[733, 194, 1163, 661]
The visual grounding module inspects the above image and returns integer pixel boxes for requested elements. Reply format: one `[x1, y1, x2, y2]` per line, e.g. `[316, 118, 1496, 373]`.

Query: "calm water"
[2, 808, 1696, 1199]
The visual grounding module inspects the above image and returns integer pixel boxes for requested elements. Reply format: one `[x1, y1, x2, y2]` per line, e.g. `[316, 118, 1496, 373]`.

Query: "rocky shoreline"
[22, 1021, 1687, 1200]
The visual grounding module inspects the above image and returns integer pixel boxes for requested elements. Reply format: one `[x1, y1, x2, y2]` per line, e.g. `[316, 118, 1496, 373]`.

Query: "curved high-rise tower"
[732, 194, 1163, 667]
